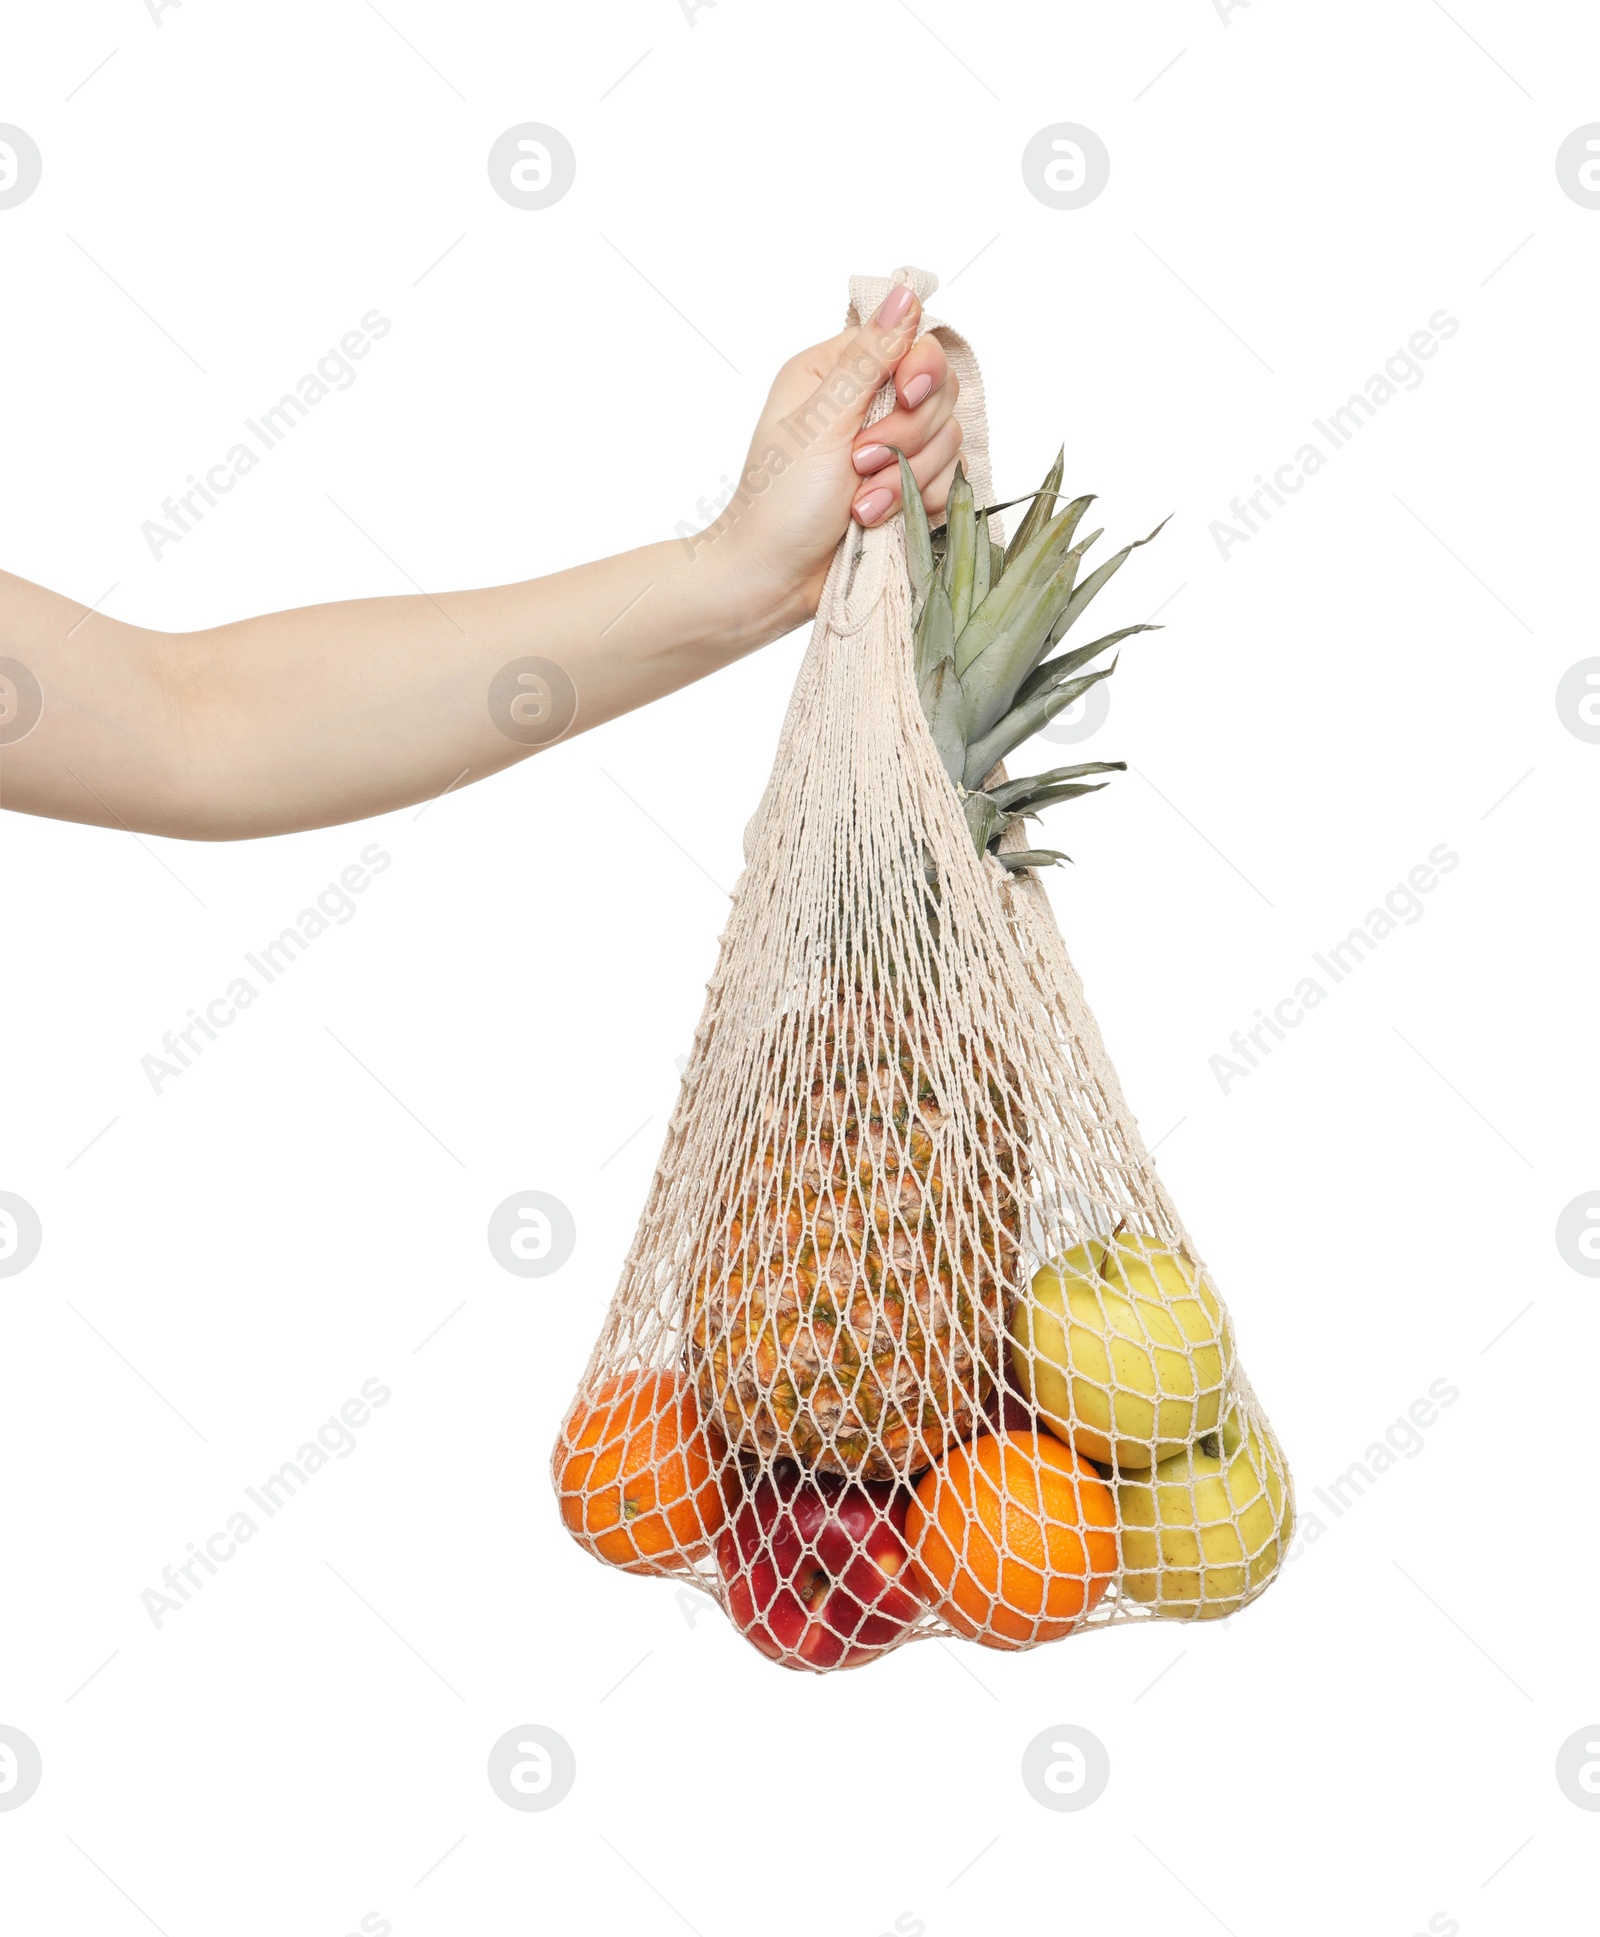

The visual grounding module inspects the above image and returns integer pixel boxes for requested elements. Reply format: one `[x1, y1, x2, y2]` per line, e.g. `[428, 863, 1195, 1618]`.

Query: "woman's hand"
[711, 283, 964, 626]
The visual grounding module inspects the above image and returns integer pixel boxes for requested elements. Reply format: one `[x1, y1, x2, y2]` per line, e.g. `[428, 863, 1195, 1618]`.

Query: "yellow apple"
[1008, 1232, 1233, 1468]
[1117, 1410, 1293, 1620]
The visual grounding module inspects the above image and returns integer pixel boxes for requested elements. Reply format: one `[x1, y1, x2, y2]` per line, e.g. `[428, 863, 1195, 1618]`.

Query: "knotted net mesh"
[552, 268, 1292, 1672]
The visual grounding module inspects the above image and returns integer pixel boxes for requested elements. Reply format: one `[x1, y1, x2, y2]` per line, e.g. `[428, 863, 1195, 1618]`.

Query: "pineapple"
[687, 451, 1164, 1481]
[689, 993, 1026, 1480]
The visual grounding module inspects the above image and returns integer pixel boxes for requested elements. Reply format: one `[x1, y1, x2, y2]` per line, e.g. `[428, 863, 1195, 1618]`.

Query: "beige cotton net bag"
[552, 267, 1292, 1673]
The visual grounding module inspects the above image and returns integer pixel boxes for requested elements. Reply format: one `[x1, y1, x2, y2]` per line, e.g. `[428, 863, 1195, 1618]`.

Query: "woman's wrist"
[669, 522, 816, 660]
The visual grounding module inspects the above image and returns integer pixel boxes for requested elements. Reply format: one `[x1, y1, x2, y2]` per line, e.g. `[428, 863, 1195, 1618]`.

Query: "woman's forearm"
[181, 538, 806, 838]
[0, 540, 798, 841]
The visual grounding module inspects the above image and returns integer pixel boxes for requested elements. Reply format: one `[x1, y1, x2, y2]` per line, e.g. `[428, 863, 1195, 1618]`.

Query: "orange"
[906, 1429, 1117, 1649]
[555, 1372, 729, 1573]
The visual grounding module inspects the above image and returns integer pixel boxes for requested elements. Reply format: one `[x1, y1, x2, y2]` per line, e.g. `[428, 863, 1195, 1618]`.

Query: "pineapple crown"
[899, 447, 1167, 872]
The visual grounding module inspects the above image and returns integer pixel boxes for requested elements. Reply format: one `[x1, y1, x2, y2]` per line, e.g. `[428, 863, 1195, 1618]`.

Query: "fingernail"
[854, 486, 894, 525]
[900, 372, 933, 409]
[873, 284, 914, 329]
[852, 443, 894, 474]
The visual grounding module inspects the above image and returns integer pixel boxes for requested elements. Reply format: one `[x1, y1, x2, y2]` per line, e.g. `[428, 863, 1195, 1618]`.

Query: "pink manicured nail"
[900, 372, 933, 409]
[853, 443, 894, 474]
[874, 284, 914, 329]
[854, 486, 894, 525]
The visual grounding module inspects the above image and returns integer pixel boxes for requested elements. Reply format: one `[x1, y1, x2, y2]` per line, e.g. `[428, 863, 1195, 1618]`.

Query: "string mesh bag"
[552, 267, 1293, 1673]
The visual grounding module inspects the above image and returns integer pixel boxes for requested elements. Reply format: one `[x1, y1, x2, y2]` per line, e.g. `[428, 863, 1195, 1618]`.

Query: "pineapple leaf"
[913, 582, 954, 687]
[919, 654, 969, 785]
[962, 660, 1119, 787]
[1012, 780, 1112, 813]
[898, 451, 935, 615]
[963, 790, 1006, 855]
[1003, 491, 1096, 589]
[997, 848, 1071, 872]
[984, 761, 1127, 812]
[1044, 518, 1170, 651]
[1015, 625, 1159, 710]
[1006, 446, 1065, 562]
[973, 514, 992, 612]
[942, 465, 977, 635]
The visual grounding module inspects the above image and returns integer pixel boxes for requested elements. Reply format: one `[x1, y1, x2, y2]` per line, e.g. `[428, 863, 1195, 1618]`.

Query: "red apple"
[716, 1465, 924, 1670]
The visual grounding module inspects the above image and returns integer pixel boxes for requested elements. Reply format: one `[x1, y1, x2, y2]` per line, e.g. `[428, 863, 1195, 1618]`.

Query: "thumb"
[807, 284, 922, 445]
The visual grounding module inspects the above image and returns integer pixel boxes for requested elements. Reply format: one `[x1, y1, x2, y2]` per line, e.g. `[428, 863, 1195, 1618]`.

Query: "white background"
[1, 2, 1595, 1932]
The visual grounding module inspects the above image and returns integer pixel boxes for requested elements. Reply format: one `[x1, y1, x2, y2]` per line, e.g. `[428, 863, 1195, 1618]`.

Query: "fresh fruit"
[903, 448, 1164, 870]
[906, 1430, 1117, 1649]
[1117, 1409, 1293, 1620]
[716, 1465, 923, 1671]
[555, 1372, 728, 1574]
[687, 1003, 1023, 1481]
[1009, 1231, 1233, 1468]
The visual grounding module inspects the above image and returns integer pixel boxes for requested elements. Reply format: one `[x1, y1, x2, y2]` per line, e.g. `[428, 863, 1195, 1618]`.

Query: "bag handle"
[846, 266, 999, 536]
